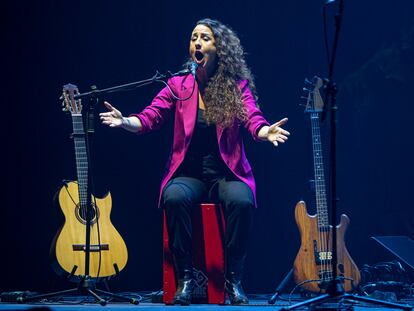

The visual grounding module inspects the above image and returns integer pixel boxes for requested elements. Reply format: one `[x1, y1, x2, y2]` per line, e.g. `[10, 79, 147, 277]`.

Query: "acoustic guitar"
[293, 76, 360, 292]
[50, 84, 128, 280]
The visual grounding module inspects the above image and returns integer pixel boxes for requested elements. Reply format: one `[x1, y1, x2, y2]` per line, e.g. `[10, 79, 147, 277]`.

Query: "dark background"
[3, 0, 413, 294]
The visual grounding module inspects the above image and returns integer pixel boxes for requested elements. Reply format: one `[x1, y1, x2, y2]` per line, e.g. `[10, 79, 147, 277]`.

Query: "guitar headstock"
[62, 83, 82, 115]
[303, 76, 324, 114]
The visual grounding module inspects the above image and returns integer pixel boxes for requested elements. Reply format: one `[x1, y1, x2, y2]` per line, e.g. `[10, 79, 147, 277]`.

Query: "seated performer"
[100, 18, 290, 305]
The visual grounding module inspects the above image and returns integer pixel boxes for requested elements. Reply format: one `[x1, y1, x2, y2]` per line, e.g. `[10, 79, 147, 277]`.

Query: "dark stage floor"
[1, 292, 413, 311]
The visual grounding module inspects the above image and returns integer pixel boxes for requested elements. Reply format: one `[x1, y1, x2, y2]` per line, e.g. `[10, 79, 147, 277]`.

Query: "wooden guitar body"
[50, 181, 128, 280]
[293, 200, 360, 292]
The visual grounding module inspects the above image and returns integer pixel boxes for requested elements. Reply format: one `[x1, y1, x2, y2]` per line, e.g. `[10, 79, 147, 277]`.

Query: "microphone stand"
[20, 68, 191, 306]
[281, 1, 412, 310]
[73, 70, 181, 99]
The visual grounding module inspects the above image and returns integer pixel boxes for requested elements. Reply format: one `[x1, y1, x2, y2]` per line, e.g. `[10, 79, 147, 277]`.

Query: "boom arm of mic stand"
[70, 71, 168, 101]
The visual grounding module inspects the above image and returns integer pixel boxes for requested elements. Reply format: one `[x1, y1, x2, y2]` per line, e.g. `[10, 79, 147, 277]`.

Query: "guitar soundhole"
[75, 203, 99, 225]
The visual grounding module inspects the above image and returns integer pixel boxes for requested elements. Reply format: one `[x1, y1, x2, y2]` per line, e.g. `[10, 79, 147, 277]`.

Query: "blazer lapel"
[181, 76, 198, 139]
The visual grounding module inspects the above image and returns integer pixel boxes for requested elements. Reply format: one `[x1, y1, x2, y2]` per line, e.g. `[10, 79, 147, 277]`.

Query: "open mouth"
[195, 50, 204, 63]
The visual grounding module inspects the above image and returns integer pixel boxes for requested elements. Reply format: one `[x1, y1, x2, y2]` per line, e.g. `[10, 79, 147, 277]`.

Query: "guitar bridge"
[72, 244, 109, 252]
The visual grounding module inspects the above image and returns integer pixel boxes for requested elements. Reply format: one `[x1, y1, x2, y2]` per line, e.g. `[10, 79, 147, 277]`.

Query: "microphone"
[189, 61, 198, 78]
[169, 62, 198, 77]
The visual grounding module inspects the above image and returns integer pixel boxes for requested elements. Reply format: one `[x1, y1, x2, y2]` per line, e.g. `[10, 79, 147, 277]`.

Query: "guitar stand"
[18, 276, 139, 305]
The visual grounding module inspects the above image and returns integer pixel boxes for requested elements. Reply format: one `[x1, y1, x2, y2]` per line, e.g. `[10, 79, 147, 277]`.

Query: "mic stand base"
[280, 280, 412, 311]
[17, 276, 139, 306]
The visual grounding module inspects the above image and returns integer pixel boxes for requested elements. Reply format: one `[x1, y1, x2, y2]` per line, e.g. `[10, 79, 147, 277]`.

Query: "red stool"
[163, 203, 226, 304]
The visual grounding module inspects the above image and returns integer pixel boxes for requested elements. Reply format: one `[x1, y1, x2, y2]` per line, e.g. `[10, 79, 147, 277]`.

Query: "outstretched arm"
[99, 101, 142, 133]
[240, 80, 290, 145]
[257, 117, 290, 147]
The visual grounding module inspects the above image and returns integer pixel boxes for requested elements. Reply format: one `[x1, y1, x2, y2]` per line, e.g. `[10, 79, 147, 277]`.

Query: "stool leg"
[201, 203, 226, 304]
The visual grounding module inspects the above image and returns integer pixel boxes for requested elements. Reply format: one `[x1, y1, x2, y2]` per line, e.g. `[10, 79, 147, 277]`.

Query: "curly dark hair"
[185, 18, 258, 127]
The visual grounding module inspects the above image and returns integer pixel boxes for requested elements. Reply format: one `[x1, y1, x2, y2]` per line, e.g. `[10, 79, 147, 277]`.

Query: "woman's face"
[189, 24, 217, 75]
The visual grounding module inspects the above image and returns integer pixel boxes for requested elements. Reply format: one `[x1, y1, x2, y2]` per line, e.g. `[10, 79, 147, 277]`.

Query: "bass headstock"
[303, 76, 324, 114]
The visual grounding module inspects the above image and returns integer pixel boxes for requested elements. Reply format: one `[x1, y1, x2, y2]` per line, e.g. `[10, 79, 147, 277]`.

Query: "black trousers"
[162, 176, 254, 272]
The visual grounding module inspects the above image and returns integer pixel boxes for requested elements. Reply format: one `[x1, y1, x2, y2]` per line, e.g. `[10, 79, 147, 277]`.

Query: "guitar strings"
[311, 112, 330, 283]
[71, 113, 104, 279]
[64, 182, 102, 277]
[311, 112, 324, 280]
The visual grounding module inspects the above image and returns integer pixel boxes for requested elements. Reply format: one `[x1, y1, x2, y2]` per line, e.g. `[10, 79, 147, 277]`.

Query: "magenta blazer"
[131, 74, 270, 207]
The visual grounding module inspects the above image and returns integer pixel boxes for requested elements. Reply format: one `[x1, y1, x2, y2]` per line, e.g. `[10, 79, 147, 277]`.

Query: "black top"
[174, 108, 227, 180]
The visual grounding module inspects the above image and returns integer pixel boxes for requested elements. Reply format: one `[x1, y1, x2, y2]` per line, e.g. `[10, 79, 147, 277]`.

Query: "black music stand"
[280, 1, 412, 310]
[372, 236, 414, 273]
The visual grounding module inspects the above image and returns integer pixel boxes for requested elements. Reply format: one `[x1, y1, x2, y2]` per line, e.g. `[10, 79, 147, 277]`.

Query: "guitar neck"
[310, 112, 329, 229]
[72, 114, 89, 208]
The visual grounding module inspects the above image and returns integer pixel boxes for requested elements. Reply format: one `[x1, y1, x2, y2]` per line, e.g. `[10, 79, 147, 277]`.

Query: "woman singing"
[100, 18, 290, 305]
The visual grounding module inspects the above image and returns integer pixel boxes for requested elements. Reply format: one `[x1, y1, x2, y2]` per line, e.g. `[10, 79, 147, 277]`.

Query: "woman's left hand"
[267, 118, 290, 146]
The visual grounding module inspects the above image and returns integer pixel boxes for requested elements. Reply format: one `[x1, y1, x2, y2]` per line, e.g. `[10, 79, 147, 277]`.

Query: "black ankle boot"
[225, 272, 249, 304]
[173, 269, 195, 305]
[225, 255, 249, 304]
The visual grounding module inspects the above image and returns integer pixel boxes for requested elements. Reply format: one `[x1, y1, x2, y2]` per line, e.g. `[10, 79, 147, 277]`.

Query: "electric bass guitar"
[293, 76, 360, 292]
[50, 84, 128, 280]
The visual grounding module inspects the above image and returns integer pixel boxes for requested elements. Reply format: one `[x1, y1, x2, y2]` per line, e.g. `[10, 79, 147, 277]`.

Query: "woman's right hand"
[100, 101, 123, 128]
